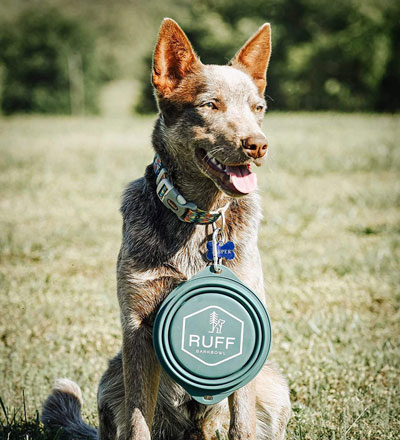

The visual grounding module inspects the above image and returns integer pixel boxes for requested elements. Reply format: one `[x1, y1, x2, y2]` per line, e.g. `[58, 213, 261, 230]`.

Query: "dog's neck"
[156, 158, 229, 213]
[152, 149, 230, 215]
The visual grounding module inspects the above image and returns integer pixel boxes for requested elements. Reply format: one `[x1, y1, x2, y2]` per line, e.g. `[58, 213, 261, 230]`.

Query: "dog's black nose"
[241, 135, 268, 159]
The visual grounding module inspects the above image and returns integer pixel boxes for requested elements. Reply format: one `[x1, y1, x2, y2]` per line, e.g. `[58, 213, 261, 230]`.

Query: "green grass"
[0, 113, 399, 439]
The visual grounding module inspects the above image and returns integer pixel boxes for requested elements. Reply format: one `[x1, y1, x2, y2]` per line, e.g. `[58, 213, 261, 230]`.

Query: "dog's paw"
[228, 428, 255, 440]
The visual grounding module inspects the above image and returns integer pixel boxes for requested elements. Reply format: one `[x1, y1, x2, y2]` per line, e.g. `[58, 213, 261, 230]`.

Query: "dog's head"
[152, 18, 271, 198]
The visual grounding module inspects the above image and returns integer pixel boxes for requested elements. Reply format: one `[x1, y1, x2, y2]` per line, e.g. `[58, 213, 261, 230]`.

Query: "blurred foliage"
[0, 8, 113, 115]
[135, 0, 400, 113]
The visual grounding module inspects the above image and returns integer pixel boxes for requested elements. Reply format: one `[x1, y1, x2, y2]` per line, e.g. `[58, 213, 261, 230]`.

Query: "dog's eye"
[255, 104, 265, 112]
[203, 101, 217, 110]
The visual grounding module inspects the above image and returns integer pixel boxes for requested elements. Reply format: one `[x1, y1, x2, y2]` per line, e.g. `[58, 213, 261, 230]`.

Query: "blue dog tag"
[206, 241, 235, 261]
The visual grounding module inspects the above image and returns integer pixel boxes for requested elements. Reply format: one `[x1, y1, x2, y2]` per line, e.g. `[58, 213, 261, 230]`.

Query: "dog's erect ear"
[152, 18, 201, 97]
[230, 23, 271, 95]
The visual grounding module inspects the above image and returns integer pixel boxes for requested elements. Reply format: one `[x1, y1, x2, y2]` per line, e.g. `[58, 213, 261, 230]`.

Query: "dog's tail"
[41, 378, 98, 439]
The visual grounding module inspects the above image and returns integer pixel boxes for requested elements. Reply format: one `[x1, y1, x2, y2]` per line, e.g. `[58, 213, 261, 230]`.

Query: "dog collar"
[153, 154, 223, 224]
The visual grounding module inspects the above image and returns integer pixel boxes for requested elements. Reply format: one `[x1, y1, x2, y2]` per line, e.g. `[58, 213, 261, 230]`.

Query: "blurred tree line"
[136, 0, 400, 113]
[0, 0, 399, 114]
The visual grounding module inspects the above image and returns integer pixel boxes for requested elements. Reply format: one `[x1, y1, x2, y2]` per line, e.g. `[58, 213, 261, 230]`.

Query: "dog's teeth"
[207, 156, 226, 171]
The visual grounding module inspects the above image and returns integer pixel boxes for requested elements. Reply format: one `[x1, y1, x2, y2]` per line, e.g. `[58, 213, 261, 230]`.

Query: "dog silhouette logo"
[208, 312, 225, 334]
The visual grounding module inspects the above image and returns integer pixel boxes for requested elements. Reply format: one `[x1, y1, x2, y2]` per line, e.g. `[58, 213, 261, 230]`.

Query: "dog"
[41, 18, 291, 440]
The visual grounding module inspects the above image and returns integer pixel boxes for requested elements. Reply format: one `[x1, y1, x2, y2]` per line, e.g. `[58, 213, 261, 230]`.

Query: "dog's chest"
[169, 227, 212, 280]
[168, 213, 257, 282]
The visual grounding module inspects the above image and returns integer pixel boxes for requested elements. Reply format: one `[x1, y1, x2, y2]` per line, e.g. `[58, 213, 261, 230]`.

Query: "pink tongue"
[226, 165, 258, 194]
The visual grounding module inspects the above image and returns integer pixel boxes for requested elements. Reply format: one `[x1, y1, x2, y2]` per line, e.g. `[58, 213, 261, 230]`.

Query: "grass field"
[0, 113, 399, 439]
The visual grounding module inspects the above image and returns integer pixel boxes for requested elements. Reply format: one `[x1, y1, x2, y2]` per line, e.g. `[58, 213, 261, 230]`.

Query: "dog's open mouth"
[195, 148, 258, 196]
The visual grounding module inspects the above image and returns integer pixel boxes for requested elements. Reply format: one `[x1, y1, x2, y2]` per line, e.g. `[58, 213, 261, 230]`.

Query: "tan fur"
[152, 18, 202, 99]
[52, 378, 83, 405]
[230, 24, 272, 94]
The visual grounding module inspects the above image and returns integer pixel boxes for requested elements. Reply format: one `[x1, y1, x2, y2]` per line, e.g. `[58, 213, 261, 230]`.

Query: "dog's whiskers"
[207, 146, 225, 161]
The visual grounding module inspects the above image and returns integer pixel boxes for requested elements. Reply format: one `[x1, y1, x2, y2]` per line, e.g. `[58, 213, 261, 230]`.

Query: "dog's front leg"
[228, 381, 257, 440]
[117, 268, 185, 440]
[122, 326, 160, 440]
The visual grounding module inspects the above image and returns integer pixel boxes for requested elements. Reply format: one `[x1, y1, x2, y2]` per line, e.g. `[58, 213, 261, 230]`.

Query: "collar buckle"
[153, 153, 225, 224]
[156, 176, 198, 221]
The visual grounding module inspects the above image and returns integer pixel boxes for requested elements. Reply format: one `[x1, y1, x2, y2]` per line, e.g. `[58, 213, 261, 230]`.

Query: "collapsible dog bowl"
[153, 265, 271, 405]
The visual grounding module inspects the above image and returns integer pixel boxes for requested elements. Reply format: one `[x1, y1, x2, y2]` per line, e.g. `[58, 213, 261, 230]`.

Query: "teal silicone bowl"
[153, 265, 272, 405]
